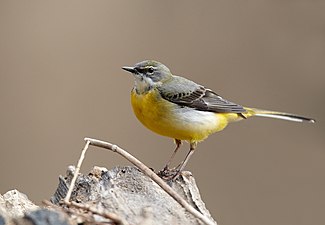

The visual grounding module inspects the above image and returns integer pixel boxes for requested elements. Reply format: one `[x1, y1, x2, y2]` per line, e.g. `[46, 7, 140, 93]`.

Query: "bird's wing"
[158, 76, 246, 113]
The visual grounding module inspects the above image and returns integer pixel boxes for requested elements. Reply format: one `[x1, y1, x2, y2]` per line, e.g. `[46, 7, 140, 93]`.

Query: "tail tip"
[309, 118, 316, 123]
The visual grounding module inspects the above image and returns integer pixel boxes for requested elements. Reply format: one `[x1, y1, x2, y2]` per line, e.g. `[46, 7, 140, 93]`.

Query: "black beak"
[122, 66, 137, 74]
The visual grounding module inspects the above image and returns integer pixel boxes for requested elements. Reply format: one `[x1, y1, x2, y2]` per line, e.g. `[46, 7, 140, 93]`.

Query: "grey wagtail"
[122, 60, 315, 179]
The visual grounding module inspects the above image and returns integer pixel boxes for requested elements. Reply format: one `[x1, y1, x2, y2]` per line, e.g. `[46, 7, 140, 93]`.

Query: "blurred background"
[0, 1, 324, 225]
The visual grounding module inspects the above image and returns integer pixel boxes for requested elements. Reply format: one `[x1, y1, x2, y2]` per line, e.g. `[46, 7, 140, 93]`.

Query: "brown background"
[0, 1, 324, 225]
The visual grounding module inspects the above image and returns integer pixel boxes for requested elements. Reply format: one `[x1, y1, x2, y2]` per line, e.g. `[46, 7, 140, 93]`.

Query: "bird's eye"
[147, 67, 154, 74]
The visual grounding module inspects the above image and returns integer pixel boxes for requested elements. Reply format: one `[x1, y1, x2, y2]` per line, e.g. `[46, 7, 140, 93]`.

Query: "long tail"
[244, 107, 315, 123]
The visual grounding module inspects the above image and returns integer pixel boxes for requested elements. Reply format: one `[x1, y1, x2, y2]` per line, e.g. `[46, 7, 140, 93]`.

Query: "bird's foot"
[157, 166, 181, 180]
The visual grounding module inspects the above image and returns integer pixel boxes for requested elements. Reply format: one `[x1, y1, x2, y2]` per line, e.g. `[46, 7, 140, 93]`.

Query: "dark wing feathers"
[158, 78, 246, 113]
[199, 89, 246, 112]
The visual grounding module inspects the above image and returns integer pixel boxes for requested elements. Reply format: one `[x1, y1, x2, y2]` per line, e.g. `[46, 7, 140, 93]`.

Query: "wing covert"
[158, 76, 246, 113]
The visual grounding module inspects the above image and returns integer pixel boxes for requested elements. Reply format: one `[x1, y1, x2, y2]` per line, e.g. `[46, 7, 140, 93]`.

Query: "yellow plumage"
[131, 88, 242, 142]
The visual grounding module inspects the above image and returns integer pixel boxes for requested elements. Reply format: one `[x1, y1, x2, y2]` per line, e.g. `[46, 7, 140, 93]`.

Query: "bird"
[122, 60, 315, 179]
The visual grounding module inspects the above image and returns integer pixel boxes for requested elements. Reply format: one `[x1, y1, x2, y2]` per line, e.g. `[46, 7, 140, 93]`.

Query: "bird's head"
[122, 60, 172, 93]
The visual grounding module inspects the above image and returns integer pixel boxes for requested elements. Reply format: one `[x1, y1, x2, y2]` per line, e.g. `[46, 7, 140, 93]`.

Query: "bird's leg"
[173, 142, 197, 177]
[176, 142, 197, 173]
[163, 139, 182, 171]
[158, 141, 197, 180]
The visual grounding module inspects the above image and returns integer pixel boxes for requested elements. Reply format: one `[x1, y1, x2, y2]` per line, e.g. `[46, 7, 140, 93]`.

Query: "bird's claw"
[157, 166, 181, 180]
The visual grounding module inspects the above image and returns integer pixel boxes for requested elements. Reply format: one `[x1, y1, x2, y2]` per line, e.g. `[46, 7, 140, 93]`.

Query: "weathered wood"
[0, 190, 69, 225]
[0, 190, 39, 219]
[52, 166, 217, 225]
[0, 166, 217, 225]
[81, 138, 216, 225]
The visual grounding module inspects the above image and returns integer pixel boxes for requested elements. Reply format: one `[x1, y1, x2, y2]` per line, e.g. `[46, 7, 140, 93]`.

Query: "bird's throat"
[134, 76, 155, 94]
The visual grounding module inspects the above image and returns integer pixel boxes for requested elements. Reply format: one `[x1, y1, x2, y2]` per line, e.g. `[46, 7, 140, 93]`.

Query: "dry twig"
[64, 137, 216, 225]
[65, 201, 129, 225]
[64, 140, 90, 203]
[44, 200, 128, 225]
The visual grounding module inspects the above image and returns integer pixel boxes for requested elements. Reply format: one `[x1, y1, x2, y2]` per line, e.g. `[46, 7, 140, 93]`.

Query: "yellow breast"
[131, 89, 233, 142]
